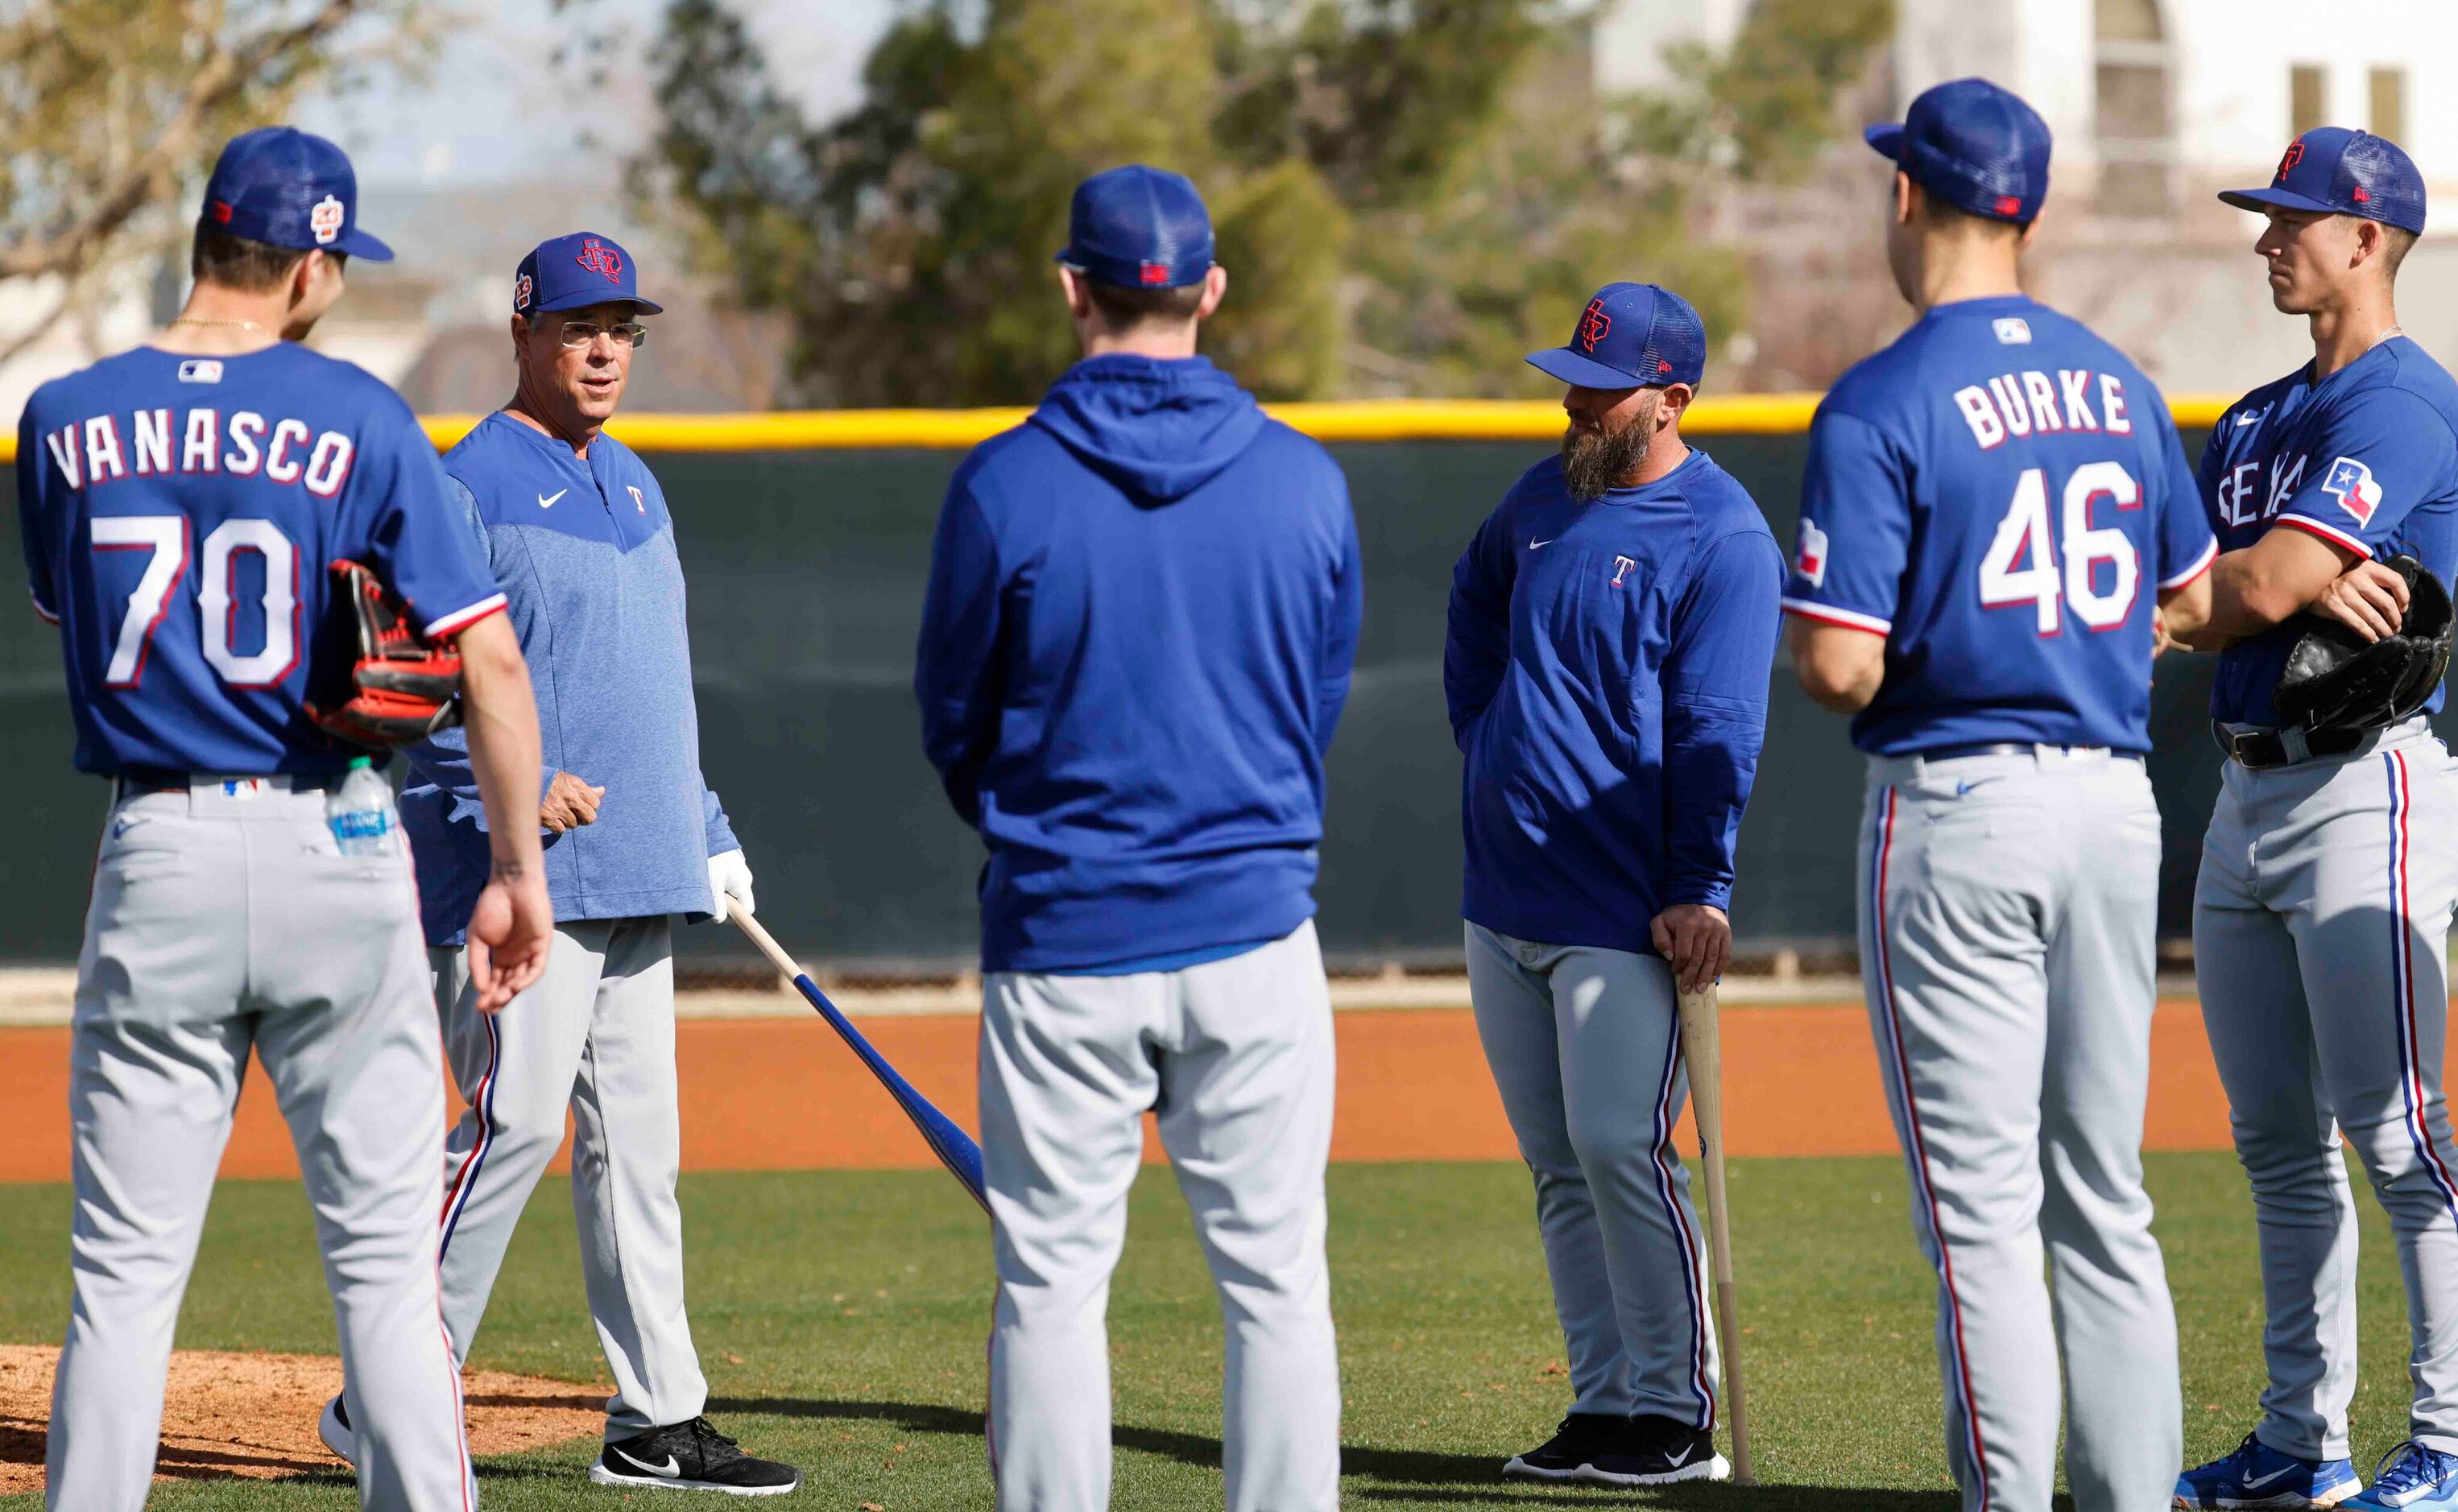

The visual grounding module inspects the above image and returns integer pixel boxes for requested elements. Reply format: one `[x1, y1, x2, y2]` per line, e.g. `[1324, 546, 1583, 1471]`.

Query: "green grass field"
[0, 1153, 2430, 1509]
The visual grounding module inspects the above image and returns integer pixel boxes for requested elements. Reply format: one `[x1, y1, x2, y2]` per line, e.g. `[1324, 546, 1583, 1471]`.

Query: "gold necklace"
[166, 316, 263, 331]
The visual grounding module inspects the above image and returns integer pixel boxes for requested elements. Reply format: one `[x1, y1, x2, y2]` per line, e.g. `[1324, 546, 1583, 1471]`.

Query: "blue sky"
[298, 0, 896, 189]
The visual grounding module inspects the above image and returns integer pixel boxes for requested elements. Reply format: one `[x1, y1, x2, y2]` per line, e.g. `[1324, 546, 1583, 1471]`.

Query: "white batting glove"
[707, 849, 755, 924]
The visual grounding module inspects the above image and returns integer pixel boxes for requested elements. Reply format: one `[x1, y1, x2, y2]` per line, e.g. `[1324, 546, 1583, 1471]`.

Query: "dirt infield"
[0, 1345, 606, 1494]
[0, 1001, 2238, 1184]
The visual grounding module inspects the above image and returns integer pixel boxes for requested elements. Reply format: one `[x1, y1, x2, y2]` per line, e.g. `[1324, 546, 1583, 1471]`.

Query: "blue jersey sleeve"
[2272, 389, 2458, 560]
[2150, 404, 2218, 588]
[914, 473, 1004, 828]
[1315, 492, 1363, 758]
[15, 400, 60, 624]
[1783, 409, 1906, 634]
[1661, 531, 1781, 911]
[354, 409, 505, 638]
[1443, 497, 1517, 748]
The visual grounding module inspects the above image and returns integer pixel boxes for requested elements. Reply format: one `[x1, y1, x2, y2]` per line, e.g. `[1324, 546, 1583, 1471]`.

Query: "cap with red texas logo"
[1525, 282, 1707, 390]
[201, 126, 393, 262]
[512, 230, 664, 316]
[2220, 126, 2427, 234]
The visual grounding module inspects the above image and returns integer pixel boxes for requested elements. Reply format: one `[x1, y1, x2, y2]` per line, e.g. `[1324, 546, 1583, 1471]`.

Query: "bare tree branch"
[0, 0, 362, 282]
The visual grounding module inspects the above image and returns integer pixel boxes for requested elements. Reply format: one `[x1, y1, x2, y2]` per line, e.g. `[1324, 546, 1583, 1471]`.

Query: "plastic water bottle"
[326, 757, 399, 857]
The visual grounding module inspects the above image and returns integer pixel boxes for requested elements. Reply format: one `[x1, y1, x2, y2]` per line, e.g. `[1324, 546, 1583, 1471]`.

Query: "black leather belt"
[1910, 742, 2142, 764]
[2212, 722, 2370, 770]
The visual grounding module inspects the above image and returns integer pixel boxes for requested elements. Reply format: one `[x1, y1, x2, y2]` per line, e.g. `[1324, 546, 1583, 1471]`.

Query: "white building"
[1600, 0, 2458, 391]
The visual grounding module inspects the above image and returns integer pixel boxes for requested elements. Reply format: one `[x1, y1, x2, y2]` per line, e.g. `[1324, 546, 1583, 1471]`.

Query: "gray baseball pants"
[431, 916, 706, 1438]
[979, 920, 1340, 1512]
[1860, 747, 2181, 1512]
[49, 779, 474, 1512]
[2194, 718, 2458, 1459]
[1463, 922, 1720, 1429]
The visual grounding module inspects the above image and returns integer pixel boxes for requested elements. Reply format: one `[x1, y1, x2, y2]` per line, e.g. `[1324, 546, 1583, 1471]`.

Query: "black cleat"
[1582, 1413, 1732, 1487]
[588, 1417, 803, 1497]
[1502, 1411, 1626, 1481]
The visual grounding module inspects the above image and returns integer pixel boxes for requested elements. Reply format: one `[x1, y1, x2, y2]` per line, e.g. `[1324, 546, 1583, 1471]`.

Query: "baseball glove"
[305, 560, 464, 748]
[2273, 554, 2455, 734]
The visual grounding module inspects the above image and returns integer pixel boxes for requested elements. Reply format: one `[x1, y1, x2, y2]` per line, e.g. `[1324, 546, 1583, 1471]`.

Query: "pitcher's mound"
[0, 1344, 606, 1494]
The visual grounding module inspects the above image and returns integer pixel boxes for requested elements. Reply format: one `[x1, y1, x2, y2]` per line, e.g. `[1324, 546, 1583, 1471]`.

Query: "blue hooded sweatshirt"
[916, 353, 1363, 975]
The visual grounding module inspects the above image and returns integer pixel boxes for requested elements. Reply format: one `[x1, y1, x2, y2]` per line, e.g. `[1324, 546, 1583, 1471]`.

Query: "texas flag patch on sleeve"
[2322, 456, 2384, 527]
[1794, 517, 1830, 588]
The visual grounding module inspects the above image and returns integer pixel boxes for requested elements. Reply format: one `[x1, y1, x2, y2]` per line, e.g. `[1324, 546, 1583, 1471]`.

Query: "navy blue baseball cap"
[2220, 128, 2427, 234]
[1864, 77, 2052, 224]
[201, 126, 391, 261]
[513, 231, 663, 317]
[1055, 165, 1215, 290]
[1526, 283, 1707, 390]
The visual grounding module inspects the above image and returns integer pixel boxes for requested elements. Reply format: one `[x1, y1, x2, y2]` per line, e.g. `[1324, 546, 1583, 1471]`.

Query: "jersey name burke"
[1951, 368, 2137, 450]
[38, 407, 357, 498]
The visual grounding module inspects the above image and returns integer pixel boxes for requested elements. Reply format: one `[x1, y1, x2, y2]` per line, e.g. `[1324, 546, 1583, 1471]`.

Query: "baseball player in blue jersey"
[2171, 130, 2458, 1512]
[14, 127, 552, 1510]
[1784, 81, 2216, 1512]
[1445, 282, 1783, 1487]
[311, 233, 794, 1496]
[916, 166, 1361, 1512]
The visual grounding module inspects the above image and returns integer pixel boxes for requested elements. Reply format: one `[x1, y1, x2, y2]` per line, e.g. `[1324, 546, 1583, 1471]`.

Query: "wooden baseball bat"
[730, 907, 990, 1214]
[1678, 981, 1755, 1485]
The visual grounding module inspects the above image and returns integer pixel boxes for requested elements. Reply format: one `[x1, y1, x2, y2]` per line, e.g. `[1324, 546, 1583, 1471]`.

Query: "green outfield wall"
[0, 403, 2398, 972]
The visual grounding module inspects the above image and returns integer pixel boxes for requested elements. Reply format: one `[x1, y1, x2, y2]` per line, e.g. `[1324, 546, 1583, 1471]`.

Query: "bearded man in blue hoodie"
[916, 165, 1363, 1512]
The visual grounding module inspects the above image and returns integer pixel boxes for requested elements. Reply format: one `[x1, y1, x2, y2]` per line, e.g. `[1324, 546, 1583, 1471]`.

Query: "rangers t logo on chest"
[1611, 555, 1637, 588]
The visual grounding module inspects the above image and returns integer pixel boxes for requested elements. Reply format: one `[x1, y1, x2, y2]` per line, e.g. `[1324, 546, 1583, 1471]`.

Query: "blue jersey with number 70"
[1780, 294, 2217, 756]
[15, 342, 505, 779]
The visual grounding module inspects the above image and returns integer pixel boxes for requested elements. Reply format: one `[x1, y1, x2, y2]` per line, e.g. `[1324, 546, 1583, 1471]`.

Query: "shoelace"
[688, 1418, 745, 1461]
[2370, 1441, 2458, 1496]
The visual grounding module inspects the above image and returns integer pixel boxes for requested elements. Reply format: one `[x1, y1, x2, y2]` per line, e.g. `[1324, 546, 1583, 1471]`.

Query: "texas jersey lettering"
[1781, 294, 2216, 754]
[2197, 335, 2458, 726]
[16, 342, 503, 777]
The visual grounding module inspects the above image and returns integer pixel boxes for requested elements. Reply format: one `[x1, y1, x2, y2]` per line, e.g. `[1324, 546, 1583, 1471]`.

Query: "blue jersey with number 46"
[2197, 337, 2458, 727]
[15, 343, 506, 778]
[1782, 294, 2216, 755]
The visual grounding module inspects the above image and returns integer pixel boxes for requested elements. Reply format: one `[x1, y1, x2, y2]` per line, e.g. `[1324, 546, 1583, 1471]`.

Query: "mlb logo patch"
[2322, 456, 2383, 527]
[1794, 518, 1829, 588]
[308, 194, 345, 246]
[1992, 317, 2032, 345]
[176, 359, 223, 385]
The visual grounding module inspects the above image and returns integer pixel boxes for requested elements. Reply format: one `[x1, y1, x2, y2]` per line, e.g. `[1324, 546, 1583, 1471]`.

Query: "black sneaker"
[1582, 1414, 1731, 1487]
[588, 1417, 803, 1496]
[1502, 1411, 1625, 1481]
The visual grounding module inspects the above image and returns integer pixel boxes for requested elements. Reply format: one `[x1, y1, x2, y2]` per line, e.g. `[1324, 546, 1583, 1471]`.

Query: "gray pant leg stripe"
[438, 1009, 501, 1255]
[1644, 1006, 1715, 1430]
[1869, 785, 1996, 1507]
[2385, 750, 2458, 1221]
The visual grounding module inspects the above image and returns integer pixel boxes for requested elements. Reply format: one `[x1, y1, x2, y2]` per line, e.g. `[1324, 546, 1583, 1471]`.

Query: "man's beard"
[1560, 395, 1657, 502]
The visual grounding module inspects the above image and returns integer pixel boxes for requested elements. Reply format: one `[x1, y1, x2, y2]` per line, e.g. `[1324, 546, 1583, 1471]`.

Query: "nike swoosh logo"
[615, 1450, 681, 1479]
[1665, 1445, 1694, 1468]
[2236, 415, 2260, 428]
[538, 490, 567, 508]
[1529, 537, 1555, 549]
[2241, 1466, 2299, 1490]
[1955, 779, 2002, 796]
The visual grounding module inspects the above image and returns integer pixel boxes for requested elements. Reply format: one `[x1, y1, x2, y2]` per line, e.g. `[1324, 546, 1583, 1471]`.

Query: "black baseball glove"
[304, 560, 465, 748]
[2273, 553, 2455, 734]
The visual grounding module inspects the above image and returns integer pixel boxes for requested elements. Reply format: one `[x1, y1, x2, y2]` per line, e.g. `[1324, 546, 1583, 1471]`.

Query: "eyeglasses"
[553, 320, 648, 349]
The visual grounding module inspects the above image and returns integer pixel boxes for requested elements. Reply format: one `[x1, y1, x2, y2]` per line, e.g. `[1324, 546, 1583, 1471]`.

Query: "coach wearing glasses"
[336, 232, 796, 1493]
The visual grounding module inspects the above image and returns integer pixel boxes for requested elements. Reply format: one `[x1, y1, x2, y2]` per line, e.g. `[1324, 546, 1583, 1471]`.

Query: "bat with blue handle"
[729, 907, 989, 1214]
